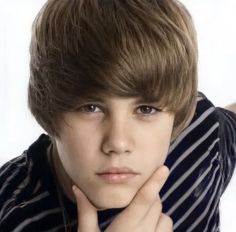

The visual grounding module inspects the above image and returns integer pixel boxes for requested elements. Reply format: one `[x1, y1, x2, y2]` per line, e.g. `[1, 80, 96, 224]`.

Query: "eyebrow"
[78, 95, 161, 104]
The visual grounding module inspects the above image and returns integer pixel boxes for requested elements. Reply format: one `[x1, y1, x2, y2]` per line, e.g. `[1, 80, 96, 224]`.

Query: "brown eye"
[80, 105, 101, 113]
[137, 105, 160, 115]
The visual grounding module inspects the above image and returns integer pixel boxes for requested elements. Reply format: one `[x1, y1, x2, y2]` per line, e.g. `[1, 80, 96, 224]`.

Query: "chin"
[93, 199, 131, 210]
[89, 192, 134, 210]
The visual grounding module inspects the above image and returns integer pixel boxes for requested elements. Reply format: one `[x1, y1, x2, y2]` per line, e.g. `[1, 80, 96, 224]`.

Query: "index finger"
[130, 165, 169, 208]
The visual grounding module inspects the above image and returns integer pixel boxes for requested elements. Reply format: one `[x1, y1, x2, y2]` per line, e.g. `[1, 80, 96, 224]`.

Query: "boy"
[0, 0, 236, 231]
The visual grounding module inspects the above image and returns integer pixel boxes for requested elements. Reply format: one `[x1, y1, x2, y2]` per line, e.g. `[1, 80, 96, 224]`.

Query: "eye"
[79, 104, 102, 113]
[137, 105, 161, 115]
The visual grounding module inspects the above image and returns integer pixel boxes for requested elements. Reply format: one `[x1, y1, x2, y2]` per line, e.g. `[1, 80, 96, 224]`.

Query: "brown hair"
[28, 0, 198, 139]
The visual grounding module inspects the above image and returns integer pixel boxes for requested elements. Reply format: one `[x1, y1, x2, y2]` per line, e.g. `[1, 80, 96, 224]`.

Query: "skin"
[225, 103, 236, 113]
[53, 96, 174, 210]
[50, 97, 235, 231]
[51, 95, 174, 231]
[73, 166, 173, 232]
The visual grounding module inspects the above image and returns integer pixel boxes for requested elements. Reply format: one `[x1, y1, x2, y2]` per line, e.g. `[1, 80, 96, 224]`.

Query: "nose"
[101, 117, 134, 156]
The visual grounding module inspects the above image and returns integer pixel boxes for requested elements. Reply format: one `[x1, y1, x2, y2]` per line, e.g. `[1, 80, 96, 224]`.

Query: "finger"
[105, 166, 169, 229]
[132, 165, 169, 206]
[72, 185, 100, 232]
[121, 166, 169, 222]
[156, 213, 173, 232]
[140, 196, 162, 231]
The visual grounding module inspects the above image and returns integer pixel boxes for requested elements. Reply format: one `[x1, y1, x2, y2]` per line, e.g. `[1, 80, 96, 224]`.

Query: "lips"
[96, 167, 139, 184]
[97, 167, 139, 175]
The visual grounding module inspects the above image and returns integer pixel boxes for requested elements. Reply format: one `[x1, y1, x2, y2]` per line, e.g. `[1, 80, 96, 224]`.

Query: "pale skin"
[51, 98, 235, 232]
[72, 166, 173, 232]
[225, 103, 236, 114]
[53, 96, 176, 231]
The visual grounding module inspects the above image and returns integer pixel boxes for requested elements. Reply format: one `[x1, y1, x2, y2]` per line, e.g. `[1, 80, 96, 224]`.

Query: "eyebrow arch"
[77, 96, 161, 105]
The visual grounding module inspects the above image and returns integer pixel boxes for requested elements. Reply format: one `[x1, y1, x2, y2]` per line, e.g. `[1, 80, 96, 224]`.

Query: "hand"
[72, 165, 173, 232]
[225, 103, 236, 113]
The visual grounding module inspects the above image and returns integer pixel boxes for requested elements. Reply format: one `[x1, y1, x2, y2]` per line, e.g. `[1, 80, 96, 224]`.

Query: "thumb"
[72, 185, 100, 232]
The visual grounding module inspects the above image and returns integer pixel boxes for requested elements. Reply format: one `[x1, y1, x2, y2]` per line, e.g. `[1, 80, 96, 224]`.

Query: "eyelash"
[78, 104, 162, 116]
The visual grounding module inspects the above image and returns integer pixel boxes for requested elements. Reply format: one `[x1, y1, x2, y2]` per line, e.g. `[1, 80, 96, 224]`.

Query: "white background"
[0, 0, 235, 231]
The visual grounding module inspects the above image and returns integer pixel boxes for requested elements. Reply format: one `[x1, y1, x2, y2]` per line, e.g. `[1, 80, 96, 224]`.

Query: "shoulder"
[0, 134, 60, 230]
[194, 92, 236, 130]
[182, 92, 236, 143]
[195, 94, 236, 158]
[0, 152, 32, 208]
[166, 93, 223, 186]
[214, 106, 236, 139]
[175, 92, 236, 155]
[170, 92, 220, 155]
[168, 92, 236, 193]
[0, 151, 36, 229]
[161, 93, 234, 229]
[214, 106, 236, 193]
[0, 134, 51, 202]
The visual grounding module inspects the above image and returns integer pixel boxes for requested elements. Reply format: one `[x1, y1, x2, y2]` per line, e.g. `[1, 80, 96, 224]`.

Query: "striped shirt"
[0, 93, 236, 232]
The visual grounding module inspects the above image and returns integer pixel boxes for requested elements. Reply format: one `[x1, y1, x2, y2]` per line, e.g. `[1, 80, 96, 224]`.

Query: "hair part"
[28, 0, 198, 139]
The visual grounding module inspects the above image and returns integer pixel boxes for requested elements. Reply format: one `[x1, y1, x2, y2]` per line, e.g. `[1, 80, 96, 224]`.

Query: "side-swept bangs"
[28, 0, 198, 138]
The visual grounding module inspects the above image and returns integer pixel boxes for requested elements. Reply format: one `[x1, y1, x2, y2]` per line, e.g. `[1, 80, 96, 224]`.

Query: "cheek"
[137, 124, 172, 172]
[139, 123, 172, 152]
[137, 139, 170, 191]
[56, 131, 98, 178]
[59, 121, 101, 157]
[142, 138, 170, 168]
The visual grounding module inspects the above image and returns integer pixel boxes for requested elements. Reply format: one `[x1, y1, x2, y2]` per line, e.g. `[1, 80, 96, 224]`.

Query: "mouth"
[96, 167, 140, 184]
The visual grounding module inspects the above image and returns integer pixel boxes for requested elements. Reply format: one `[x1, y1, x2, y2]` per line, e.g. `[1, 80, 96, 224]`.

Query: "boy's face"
[55, 96, 174, 209]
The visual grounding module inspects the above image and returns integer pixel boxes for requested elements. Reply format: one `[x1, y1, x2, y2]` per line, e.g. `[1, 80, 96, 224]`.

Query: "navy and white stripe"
[0, 93, 236, 231]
